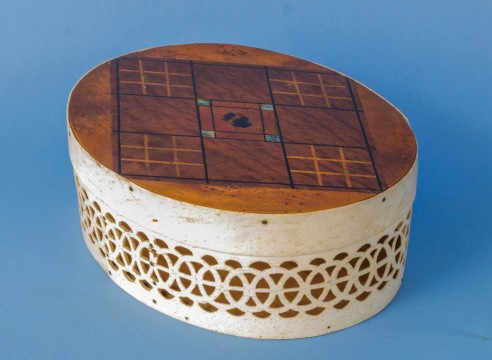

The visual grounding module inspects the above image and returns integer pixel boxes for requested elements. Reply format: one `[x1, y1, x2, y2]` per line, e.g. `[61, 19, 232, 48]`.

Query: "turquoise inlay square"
[197, 99, 211, 106]
[265, 134, 280, 142]
[201, 130, 216, 138]
[260, 104, 274, 111]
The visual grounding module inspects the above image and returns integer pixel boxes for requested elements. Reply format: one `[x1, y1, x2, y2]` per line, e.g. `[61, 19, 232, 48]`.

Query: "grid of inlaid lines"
[113, 57, 382, 192]
[268, 68, 355, 110]
[117, 58, 194, 97]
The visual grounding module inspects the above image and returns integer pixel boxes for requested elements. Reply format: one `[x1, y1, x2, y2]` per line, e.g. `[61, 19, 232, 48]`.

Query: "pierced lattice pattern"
[76, 176, 410, 319]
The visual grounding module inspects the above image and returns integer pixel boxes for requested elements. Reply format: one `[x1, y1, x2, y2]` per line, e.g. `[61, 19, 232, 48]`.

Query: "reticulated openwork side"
[76, 174, 411, 322]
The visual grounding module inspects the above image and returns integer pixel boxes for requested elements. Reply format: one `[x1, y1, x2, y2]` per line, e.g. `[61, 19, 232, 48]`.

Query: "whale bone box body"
[68, 43, 417, 339]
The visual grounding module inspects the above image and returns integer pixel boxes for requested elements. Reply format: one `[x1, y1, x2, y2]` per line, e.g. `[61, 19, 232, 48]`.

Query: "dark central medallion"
[222, 112, 253, 128]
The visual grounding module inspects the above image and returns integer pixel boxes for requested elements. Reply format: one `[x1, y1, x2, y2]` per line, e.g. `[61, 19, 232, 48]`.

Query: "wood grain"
[68, 43, 417, 213]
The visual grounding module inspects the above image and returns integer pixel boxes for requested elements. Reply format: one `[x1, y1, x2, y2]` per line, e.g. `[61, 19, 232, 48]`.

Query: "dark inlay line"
[117, 130, 273, 143]
[172, 59, 339, 75]
[210, 178, 376, 191]
[123, 173, 206, 182]
[274, 102, 364, 112]
[114, 91, 364, 112]
[209, 178, 291, 186]
[210, 101, 216, 132]
[258, 104, 266, 138]
[115, 130, 369, 149]
[116, 130, 201, 138]
[210, 103, 267, 109]
[213, 129, 263, 135]
[116, 59, 122, 174]
[345, 78, 383, 192]
[123, 172, 377, 192]
[181, 61, 266, 71]
[121, 56, 340, 76]
[266, 66, 339, 76]
[294, 183, 380, 192]
[204, 135, 280, 144]
[265, 66, 294, 188]
[116, 92, 196, 100]
[120, 57, 193, 65]
[124, 173, 290, 186]
[189, 61, 209, 183]
[282, 141, 368, 150]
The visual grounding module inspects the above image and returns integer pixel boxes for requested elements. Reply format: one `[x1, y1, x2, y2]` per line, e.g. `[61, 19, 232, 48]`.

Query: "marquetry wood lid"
[68, 43, 417, 213]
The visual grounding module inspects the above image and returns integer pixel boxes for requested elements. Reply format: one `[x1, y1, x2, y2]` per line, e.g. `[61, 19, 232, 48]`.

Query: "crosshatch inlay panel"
[112, 57, 382, 192]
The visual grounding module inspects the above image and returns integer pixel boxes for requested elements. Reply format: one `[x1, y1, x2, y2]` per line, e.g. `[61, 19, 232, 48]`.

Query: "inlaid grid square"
[118, 59, 194, 98]
[269, 69, 354, 110]
[119, 132, 205, 179]
[285, 143, 379, 190]
[204, 138, 290, 185]
[276, 105, 366, 147]
[193, 63, 271, 104]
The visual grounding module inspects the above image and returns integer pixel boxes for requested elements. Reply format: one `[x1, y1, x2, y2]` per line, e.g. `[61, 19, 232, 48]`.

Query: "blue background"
[1, 1, 491, 359]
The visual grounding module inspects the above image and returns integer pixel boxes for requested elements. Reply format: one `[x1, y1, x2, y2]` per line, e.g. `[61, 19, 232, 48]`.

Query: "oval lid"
[68, 43, 417, 214]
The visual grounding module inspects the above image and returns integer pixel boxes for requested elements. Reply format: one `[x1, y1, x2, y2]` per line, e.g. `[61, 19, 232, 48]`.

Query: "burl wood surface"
[68, 44, 417, 213]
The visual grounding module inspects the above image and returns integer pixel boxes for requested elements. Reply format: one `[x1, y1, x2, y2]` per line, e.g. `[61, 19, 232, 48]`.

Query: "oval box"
[68, 44, 417, 339]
